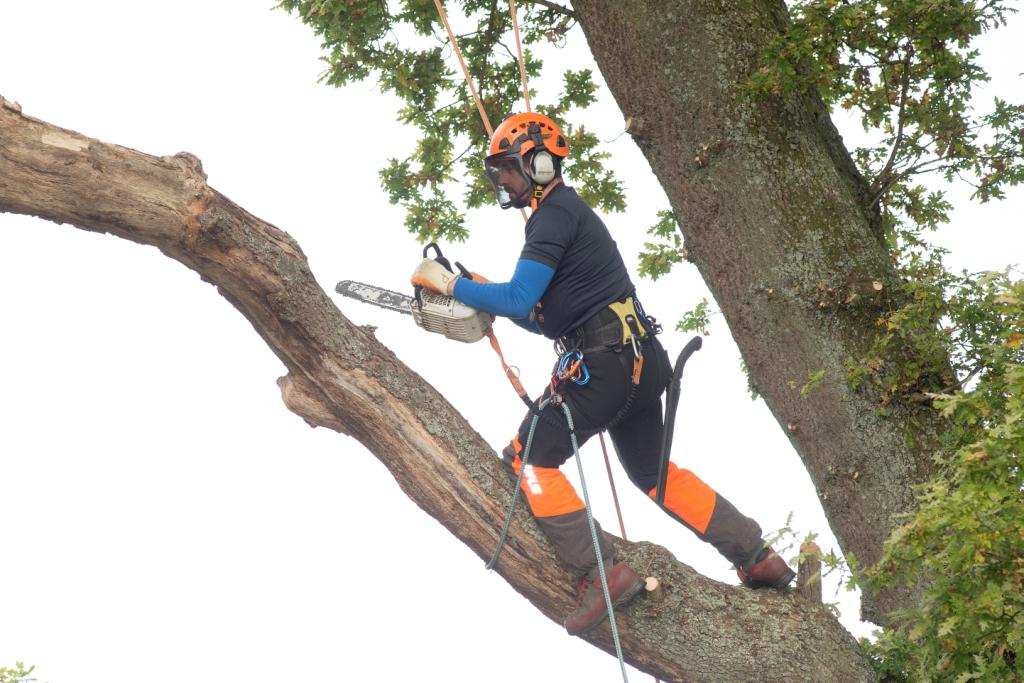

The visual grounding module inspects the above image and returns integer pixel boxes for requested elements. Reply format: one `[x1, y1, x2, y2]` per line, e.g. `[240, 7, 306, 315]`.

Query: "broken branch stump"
[797, 541, 822, 603]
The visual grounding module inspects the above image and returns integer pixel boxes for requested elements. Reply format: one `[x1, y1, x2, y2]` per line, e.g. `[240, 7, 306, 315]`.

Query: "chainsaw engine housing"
[412, 291, 491, 343]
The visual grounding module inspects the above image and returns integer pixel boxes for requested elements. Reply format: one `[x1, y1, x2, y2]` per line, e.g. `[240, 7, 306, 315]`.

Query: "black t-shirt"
[520, 183, 634, 339]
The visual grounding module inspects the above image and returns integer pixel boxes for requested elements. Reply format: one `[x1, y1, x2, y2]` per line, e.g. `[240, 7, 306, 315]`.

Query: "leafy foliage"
[276, 0, 623, 243]
[676, 298, 710, 336]
[856, 272, 1024, 682]
[748, 0, 1023, 215]
[638, 210, 687, 281]
[800, 368, 827, 398]
[0, 663, 35, 683]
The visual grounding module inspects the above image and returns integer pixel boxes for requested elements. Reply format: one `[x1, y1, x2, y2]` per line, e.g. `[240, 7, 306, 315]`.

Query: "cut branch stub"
[797, 541, 823, 604]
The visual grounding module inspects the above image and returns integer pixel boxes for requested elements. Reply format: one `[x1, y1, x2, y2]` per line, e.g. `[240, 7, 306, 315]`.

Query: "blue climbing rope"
[559, 400, 629, 681]
[484, 402, 543, 572]
[486, 396, 630, 683]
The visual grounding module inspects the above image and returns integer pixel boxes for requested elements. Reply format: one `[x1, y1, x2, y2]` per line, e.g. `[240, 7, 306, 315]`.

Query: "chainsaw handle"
[423, 243, 453, 272]
[455, 261, 491, 284]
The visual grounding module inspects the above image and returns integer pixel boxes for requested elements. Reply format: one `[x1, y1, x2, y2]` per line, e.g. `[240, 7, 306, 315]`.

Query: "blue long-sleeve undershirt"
[452, 258, 554, 322]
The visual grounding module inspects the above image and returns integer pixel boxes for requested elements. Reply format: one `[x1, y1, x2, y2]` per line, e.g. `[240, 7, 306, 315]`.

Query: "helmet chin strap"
[529, 182, 545, 210]
[527, 176, 562, 211]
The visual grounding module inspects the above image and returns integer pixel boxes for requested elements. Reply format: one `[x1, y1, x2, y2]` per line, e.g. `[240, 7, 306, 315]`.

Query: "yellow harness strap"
[606, 297, 647, 347]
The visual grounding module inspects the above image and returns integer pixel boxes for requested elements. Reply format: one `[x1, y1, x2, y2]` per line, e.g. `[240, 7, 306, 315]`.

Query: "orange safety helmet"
[483, 112, 569, 209]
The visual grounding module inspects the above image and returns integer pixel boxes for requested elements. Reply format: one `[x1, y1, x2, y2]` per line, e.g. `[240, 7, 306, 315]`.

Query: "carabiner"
[558, 350, 590, 386]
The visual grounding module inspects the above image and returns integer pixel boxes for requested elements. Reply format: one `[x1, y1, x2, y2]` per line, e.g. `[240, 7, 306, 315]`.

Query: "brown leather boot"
[564, 561, 645, 635]
[736, 546, 795, 589]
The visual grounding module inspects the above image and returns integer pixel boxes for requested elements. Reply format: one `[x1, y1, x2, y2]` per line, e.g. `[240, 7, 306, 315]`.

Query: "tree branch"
[868, 50, 914, 207]
[520, 0, 577, 19]
[0, 98, 875, 682]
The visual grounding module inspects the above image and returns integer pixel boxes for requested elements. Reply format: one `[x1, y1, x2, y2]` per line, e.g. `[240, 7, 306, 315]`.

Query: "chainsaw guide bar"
[335, 280, 414, 316]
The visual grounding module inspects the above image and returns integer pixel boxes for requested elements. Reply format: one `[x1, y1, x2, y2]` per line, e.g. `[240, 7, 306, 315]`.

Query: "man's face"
[496, 161, 529, 195]
[484, 153, 532, 209]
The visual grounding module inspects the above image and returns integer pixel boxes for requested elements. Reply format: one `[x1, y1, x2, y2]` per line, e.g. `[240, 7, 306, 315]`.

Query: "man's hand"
[411, 258, 458, 295]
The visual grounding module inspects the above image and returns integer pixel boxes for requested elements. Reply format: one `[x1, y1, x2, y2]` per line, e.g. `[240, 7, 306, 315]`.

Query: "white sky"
[1, 3, 1021, 682]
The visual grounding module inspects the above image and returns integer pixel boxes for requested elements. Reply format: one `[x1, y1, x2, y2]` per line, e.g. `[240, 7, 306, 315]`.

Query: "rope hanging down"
[433, 0, 494, 136]
[509, 0, 532, 112]
[487, 398, 630, 683]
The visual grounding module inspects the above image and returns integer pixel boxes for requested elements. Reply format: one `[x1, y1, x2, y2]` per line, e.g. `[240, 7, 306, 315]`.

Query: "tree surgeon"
[411, 112, 795, 635]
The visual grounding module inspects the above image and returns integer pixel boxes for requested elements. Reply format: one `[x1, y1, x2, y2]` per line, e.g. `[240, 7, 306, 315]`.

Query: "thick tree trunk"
[572, 0, 942, 622]
[0, 99, 875, 681]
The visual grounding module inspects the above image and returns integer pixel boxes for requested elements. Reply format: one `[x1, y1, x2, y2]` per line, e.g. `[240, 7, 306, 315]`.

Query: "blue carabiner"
[558, 350, 590, 386]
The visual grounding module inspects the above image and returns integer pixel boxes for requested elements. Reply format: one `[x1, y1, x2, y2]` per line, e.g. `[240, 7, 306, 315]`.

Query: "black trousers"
[501, 334, 766, 576]
[519, 336, 672, 488]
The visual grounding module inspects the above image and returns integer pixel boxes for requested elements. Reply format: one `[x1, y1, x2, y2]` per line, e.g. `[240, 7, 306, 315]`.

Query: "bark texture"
[0, 99, 876, 682]
[572, 0, 942, 622]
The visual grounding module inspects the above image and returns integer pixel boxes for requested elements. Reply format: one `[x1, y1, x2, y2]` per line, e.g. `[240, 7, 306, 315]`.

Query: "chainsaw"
[335, 243, 492, 344]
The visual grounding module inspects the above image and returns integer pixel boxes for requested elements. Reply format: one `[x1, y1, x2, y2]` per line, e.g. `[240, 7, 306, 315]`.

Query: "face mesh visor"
[484, 154, 531, 209]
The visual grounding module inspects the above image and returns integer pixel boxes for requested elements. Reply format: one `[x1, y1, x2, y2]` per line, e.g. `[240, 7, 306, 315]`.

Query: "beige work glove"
[411, 258, 459, 295]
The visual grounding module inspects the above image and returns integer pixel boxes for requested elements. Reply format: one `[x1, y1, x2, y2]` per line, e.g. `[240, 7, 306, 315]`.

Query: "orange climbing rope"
[433, 0, 494, 135]
[509, 0, 532, 112]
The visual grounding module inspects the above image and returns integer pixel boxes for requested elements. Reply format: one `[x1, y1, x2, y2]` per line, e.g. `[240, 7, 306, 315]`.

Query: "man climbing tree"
[278, 0, 1023, 678]
[411, 111, 795, 635]
[2, 0, 1021, 680]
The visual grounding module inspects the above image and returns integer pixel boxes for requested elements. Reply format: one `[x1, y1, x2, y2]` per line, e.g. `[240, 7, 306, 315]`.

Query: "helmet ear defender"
[529, 150, 556, 184]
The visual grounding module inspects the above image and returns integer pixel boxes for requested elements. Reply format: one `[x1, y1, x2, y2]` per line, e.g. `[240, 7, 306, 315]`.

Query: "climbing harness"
[554, 295, 662, 432]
